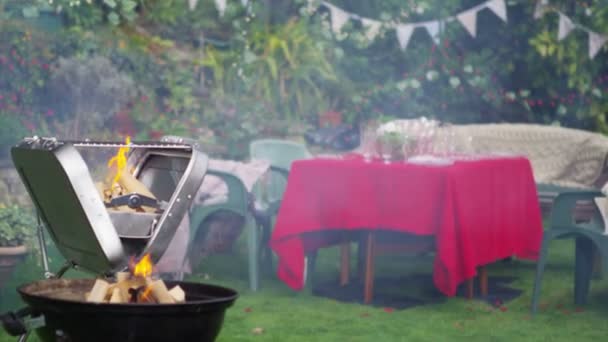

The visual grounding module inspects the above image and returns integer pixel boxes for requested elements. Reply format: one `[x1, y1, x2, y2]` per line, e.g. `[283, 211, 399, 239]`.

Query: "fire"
[107, 136, 131, 186]
[132, 253, 154, 278]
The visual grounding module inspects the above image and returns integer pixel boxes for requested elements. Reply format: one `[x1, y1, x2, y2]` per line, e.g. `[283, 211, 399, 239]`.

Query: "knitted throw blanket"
[452, 123, 608, 190]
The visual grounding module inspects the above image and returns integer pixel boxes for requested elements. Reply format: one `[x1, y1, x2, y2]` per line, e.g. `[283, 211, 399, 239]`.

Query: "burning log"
[84, 254, 186, 304]
[118, 171, 156, 200]
[86, 277, 181, 304]
[109, 288, 123, 303]
[168, 286, 186, 303]
[146, 279, 175, 304]
[86, 279, 110, 303]
[99, 138, 159, 213]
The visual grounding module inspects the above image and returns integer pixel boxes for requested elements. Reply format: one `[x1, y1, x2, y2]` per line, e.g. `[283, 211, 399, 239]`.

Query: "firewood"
[87, 279, 110, 303]
[118, 171, 156, 199]
[116, 278, 145, 302]
[168, 285, 185, 303]
[109, 288, 123, 303]
[115, 272, 130, 283]
[146, 279, 175, 304]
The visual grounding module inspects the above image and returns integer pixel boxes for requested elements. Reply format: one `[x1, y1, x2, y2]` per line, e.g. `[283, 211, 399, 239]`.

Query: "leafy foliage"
[0, 205, 35, 247]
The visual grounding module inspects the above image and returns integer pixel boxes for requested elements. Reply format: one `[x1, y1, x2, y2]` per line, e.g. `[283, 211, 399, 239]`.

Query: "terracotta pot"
[318, 111, 342, 127]
[0, 245, 28, 290]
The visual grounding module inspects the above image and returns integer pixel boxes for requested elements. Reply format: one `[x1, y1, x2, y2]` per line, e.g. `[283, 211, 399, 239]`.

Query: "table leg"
[466, 278, 474, 299]
[592, 246, 603, 279]
[340, 242, 350, 286]
[364, 232, 376, 304]
[479, 266, 488, 297]
[356, 233, 366, 281]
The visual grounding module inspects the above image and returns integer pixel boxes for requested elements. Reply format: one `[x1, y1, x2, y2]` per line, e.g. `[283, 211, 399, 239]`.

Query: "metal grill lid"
[11, 139, 126, 273]
[11, 137, 208, 274]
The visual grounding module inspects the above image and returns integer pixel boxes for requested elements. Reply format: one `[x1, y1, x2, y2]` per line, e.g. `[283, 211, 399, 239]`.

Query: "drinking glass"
[360, 122, 378, 162]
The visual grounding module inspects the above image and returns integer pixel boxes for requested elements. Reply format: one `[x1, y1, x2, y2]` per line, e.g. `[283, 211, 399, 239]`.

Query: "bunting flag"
[361, 18, 382, 40]
[188, 0, 198, 11]
[424, 21, 441, 45]
[214, 0, 227, 16]
[325, 2, 351, 33]
[486, 0, 507, 23]
[557, 13, 575, 41]
[533, 1, 548, 19]
[589, 32, 608, 59]
[457, 9, 477, 37]
[396, 24, 415, 51]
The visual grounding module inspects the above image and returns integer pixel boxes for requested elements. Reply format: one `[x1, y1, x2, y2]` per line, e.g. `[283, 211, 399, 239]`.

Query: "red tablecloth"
[269, 155, 543, 296]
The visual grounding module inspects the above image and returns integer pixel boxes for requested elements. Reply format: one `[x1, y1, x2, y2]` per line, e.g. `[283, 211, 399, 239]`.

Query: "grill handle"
[0, 307, 45, 337]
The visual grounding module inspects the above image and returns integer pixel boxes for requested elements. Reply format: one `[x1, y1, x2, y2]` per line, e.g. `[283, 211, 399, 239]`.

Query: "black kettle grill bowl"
[8, 279, 238, 342]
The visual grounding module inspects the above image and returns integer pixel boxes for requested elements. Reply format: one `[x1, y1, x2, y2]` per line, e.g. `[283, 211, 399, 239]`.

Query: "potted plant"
[0, 204, 35, 289]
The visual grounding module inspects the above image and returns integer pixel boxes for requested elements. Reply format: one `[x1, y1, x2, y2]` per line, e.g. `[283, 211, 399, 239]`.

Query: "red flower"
[45, 109, 54, 117]
[140, 95, 149, 103]
[42, 64, 49, 70]
[244, 307, 252, 313]
[383, 307, 394, 313]
[24, 121, 36, 132]
[499, 306, 508, 312]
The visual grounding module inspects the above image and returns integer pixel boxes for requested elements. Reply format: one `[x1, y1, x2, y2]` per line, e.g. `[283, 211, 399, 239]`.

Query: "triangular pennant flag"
[396, 24, 415, 51]
[214, 0, 227, 16]
[424, 21, 441, 45]
[558, 13, 575, 41]
[361, 18, 381, 40]
[533, 0, 547, 19]
[188, 0, 198, 11]
[325, 3, 350, 33]
[457, 9, 477, 37]
[241, 0, 248, 6]
[486, 0, 507, 23]
[589, 32, 608, 59]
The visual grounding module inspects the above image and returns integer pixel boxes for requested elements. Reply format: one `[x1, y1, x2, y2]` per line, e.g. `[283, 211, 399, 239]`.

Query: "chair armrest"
[551, 190, 604, 230]
[199, 168, 250, 212]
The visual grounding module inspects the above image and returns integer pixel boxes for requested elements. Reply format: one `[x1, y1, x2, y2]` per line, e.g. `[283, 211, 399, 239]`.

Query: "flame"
[141, 286, 153, 302]
[107, 136, 131, 186]
[132, 253, 154, 278]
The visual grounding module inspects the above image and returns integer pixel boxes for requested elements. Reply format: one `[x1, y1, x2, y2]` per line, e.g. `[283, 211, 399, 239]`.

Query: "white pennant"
[558, 13, 575, 41]
[457, 9, 477, 37]
[241, 0, 248, 6]
[424, 21, 441, 45]
[361, 18, 381, 40]
[589, 32, 608, 59]
[533, 1, 547, 19]
[214, 0, 227, 16]
[486, 0, 507, 23]
[396, 24, 415, 51]
[188, 0, 198, 11]
[325, 3, 350, 33]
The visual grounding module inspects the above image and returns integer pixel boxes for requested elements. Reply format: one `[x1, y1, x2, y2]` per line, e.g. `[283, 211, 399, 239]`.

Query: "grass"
[2, 235, 608, 341]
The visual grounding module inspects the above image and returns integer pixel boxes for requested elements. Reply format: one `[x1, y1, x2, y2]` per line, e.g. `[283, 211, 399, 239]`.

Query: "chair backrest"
[249, 139, 311, 206]
[249, 139, 311, 171]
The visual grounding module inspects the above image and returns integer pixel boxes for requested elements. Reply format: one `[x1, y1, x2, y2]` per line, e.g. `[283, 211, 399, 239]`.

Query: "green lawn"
[2, 236, 608, 341]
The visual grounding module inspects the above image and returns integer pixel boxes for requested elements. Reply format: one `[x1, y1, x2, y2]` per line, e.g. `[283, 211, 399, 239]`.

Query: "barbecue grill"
[0, 136, 238, 342]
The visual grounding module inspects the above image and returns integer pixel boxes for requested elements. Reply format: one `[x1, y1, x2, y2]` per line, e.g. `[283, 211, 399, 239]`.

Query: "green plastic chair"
[530, 188, 608, 315]
[249, 139, 311, 272]
[188, 169, 259, 291]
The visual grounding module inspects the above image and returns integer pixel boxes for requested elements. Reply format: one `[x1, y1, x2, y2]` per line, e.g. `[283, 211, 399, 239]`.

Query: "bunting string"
[199, 0, 606, 60]
[534, 0, 608, 59]
[319, 0, 507, 51]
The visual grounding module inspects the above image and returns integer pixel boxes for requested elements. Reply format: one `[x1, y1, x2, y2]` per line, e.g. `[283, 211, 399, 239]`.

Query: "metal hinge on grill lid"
[11, 136, 208, 274]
